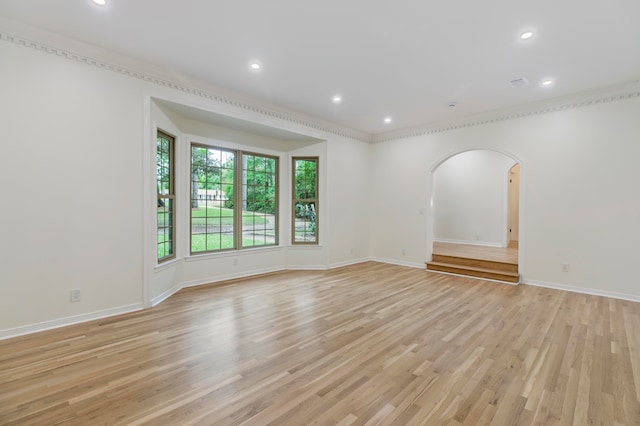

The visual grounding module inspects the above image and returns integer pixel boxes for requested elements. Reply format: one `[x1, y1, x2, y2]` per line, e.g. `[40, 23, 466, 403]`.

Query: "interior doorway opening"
[427, 149, 521, 283]
[508, 163, 520, 248]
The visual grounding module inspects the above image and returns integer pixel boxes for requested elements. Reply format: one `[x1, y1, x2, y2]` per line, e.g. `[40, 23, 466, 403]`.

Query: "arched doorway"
[427, 149, 522, 283]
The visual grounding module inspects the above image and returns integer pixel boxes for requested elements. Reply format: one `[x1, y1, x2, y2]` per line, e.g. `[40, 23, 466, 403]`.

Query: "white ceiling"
[1, 0, 639, 135]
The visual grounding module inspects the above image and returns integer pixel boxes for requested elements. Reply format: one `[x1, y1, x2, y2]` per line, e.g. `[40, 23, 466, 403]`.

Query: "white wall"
[433, 150, 515, 246]
[326, 137, 372, 267]
[371, 97, 640, 300]
[0, 40, 145, 332]
[0, 34, 372, 337]
[369, 146, 430, 268]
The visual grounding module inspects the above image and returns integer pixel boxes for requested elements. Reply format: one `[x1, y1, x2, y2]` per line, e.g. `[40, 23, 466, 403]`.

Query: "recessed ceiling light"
[541, 79, 554, 87]
[384, 117, 392, 124]
[92, 0, 107, 5]
[332, 95, 342, 104]
[520, 31, 534, 40]
[448, 102, 457, 108]
[249, 62, 261, 71]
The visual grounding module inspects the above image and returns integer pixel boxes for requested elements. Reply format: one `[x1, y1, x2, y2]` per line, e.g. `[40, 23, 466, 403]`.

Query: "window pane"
[294, 160, 316, 199]
[293, 158, 318, 244]
[293, 201, 317, 243]
[190, 146, 278, 252]
[156, 132, 175, 262]
[157, 197, 173, 259]
[191, 145, 235, 253]
[242, 152, 278, 248]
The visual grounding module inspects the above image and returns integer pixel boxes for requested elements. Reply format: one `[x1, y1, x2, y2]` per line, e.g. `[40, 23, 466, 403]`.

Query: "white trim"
[286, 265, 329, 271]
[322, 141, 330, 268]
[154, 263, 320, 305]
[150, 284, 183, 307]
[3, 21, 638, 145]
[184, 245, 284, 263]
[502, 164, 511, 247]
[153, 257, 182, 272]
[523, 279, 640, 303]
[181, 266, 286, 288]
[425, 269, 520, 286]
[432, 238, 505, 248]
[0, 304, 144, 341]
[369, 257, 425, 269]
[517, 164, 526, 278]
[0, 27, 370, 143]
[329, 258, 371, 269]
[141, 107, 154, 308]
[429, 146, 521, 174]
[286, 244, 324, 250]
[373, 81, 640, 143]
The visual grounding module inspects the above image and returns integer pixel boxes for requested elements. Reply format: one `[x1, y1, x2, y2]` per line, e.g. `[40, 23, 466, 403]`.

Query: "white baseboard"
[0, 303, 144, 341]
[369, 257, 426, 269]
[329, 257, 370, 269]
[151, 284, 183, 307]
[433, 238, 504, 248]
[523, 279, 640, 303]
[181, 266, 286, 289]
[286, 265, 329, 271]
[151, 267, 288, 308]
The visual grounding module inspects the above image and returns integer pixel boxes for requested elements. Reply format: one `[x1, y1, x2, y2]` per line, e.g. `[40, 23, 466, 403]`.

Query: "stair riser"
[426, 264, 520, 283]
[431, 255, 518, 273]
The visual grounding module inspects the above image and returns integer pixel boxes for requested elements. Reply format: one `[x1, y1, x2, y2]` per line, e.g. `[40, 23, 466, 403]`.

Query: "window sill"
[185, 245, 284, 263]
[154, 257, 181, 272]
[287, 244, 324, 250]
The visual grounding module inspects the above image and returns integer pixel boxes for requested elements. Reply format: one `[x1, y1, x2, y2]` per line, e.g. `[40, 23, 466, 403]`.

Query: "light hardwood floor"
[1, 262, 639, 425]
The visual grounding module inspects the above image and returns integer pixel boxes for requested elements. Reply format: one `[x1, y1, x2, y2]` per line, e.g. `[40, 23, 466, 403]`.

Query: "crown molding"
[2, 16, 639, 146]
[372, 81, 640, 143]
[0, 19, 371, 143]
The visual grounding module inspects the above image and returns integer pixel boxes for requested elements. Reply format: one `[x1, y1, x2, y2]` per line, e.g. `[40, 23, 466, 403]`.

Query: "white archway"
[426, 147, 525, 278]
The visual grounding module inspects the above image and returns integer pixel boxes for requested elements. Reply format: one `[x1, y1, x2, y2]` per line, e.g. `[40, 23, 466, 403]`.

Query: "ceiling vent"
[509, 78, 529, 88]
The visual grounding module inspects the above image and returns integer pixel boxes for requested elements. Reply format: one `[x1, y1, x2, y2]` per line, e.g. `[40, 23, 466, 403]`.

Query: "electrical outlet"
[562, 263, 570, 272]
[70, 289, 81, 302]
[233, 258, 238, 266]
[401, 248, 406, 256]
